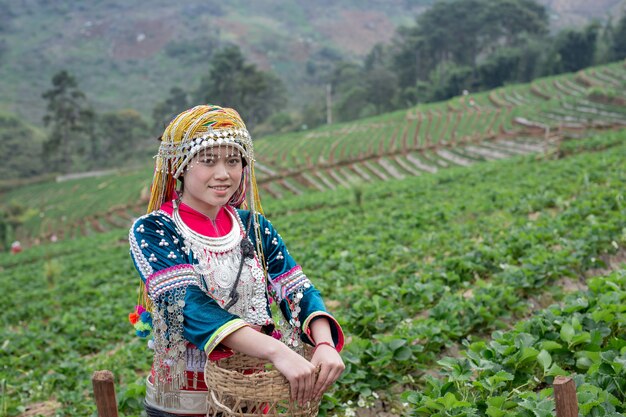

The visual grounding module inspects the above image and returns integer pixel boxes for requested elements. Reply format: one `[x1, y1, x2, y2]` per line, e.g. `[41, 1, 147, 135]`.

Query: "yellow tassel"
[250, 162, 264, 215]
[147, 158, 176, 214]
[137, 280, 153, 312]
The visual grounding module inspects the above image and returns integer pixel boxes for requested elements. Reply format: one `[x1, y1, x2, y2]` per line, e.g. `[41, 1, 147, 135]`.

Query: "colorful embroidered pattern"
[146, 264, 199, 301]
[203, 319, 248, 354]
[271, 266, 311, 301]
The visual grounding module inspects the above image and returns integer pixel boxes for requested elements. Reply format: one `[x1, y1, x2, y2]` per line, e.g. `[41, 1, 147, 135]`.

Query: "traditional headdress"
[147, 104, 262, 213]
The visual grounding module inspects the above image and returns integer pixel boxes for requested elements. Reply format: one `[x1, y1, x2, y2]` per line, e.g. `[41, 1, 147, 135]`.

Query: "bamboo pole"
[92, 370, 119, 417]
[554, 376, 578, 417]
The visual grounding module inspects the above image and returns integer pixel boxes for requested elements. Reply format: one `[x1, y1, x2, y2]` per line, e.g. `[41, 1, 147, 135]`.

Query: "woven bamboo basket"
[204, 351, 320, 417]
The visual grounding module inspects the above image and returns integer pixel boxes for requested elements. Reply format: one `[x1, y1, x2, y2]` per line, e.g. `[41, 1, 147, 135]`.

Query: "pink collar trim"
[160, 201, 233, 237]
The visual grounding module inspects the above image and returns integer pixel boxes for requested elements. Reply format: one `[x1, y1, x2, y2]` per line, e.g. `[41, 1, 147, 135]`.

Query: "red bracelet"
[314, 341, 336, 353]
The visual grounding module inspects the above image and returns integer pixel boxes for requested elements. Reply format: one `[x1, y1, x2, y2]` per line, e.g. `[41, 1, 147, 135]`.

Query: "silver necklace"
[172, 201, 241, 253]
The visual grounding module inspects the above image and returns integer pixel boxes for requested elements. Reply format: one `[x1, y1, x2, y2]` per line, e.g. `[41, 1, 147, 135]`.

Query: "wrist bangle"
[314, 341, 336, 353]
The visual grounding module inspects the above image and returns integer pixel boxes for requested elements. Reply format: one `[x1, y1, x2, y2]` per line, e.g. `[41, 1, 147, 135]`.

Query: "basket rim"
[208, 390, 320, 416]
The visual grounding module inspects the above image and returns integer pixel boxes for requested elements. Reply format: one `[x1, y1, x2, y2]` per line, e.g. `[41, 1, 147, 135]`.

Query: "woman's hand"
[222, 320, 345, 406]
[222, 326, 318, 406]
[271, 347, 318, 406]
[310, 344, 345, 400]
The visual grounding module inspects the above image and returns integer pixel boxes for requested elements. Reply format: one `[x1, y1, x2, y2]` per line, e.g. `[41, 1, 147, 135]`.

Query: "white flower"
[344, 409, 356, 417]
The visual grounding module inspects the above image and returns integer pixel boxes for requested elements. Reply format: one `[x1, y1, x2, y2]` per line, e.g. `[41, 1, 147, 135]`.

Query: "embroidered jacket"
[129, 206, 344, 358]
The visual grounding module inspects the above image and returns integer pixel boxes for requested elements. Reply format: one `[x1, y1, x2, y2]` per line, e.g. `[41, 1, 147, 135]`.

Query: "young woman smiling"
[128, 105, 344, 416]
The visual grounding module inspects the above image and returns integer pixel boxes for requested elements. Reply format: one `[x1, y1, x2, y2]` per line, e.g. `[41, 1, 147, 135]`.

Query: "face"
[180, 146, 243, 218]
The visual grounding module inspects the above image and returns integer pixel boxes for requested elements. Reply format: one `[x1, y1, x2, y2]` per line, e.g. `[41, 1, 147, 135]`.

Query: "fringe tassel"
[147, 157, 177, 214]
[249, 161, 264, 216]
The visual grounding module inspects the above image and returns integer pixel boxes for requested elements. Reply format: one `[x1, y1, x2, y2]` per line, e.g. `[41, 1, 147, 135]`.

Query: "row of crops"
[1, 130, 625, 416]
[405, 271, 626, 417]
[251, 61, 626, 197]
[2, 61, 626, 243]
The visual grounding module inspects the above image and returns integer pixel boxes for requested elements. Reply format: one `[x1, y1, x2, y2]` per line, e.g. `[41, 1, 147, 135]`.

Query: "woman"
[128, 105, 345, 416]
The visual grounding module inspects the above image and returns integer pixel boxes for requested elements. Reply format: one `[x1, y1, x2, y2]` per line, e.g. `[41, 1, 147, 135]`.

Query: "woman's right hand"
[270, 346, 318, 406]
[222, 327, 318, 406]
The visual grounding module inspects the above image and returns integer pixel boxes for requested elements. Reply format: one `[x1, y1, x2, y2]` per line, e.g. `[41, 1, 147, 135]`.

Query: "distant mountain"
[0, 0, 428, 124]
[540, 0, 625, 28]
[0, 0, 622, 126]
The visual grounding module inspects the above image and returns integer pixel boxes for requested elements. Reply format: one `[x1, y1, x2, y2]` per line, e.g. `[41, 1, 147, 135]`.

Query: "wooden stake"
[92, 370, 119, 417]
[554, 376, 578, 417]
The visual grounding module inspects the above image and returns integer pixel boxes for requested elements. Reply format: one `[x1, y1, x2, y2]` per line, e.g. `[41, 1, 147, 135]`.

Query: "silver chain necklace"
[172, 201, 241, 253]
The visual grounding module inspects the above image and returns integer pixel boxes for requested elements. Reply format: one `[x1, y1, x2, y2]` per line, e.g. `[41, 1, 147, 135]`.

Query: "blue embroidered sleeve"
[129, 213, 247, 355]
[241, 211, 344, 350]
[129, 213, 186, 282]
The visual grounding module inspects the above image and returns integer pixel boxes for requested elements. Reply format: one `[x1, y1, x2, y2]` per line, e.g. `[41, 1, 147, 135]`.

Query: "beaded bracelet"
[313, 341, 336, 353]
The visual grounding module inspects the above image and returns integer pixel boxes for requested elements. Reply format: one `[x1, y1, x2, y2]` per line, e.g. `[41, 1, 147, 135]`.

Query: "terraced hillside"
[252, 61, 626, 198]
[2, 61, 626, 243]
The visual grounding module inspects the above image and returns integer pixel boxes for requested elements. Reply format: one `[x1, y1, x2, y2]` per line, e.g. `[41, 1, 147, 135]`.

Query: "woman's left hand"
[310, 344, 345, 400]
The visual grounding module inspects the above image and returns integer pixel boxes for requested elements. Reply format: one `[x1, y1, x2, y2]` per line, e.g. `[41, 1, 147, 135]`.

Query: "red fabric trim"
[273, 265, 302, 283]
[306, 314, 346, 353]
[208, 346, 235, 361]
[161, 201, 232, 237]
[148, 370, 208, 392]
[145, 264, 195, 287]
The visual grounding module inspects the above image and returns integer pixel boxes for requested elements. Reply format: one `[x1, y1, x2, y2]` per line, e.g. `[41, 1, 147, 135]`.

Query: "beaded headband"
[157, 127, 254, 179]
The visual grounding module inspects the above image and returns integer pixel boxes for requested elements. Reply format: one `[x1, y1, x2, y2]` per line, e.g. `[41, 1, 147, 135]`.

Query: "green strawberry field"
[1, 128, 626, 416]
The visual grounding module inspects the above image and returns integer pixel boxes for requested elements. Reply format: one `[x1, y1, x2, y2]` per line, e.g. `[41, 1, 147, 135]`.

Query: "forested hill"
[0, 0, 426, 121]
[0, 0, 621, 123]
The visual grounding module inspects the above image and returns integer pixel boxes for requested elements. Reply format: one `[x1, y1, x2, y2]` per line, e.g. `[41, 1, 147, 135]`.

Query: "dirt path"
[436, 149, 474, 166]
[350, 163, 373, 182]
[405, 153, 438, 173]
[378, 158, 405, 180]
[392, 155, 422, 176]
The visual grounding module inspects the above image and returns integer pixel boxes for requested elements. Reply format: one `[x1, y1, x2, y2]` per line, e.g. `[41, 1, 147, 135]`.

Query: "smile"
[209, 185, 230, 190]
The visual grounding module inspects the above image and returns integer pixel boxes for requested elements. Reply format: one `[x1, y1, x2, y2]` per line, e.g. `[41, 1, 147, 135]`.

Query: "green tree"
[391, 0, 548, 91]
[0, 202, 29, 251]
[328, 62, 370, 122]
[301, 97, 327, 130]
[0, 113, 43, 179]
[152, 87, 189, 133]
[363, 44, 400, 114]
[417, 0, 484, 67]
[595, 18, 615, 64]
[41, 70, 95, 173]
[328, 61, 362, 107]
[513, 35, 546, 81]
[479, 0, 548, 52]
[612, 13, 626, 60]
[478, 48, 522, 89]
[364, 67, 398, 114]
[336, 87, 371, 122]
[550, 23, 600, 74]
[194, 46, 286, 128]
[97, 109, 149, 166]
[429, 63, 476, 102]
